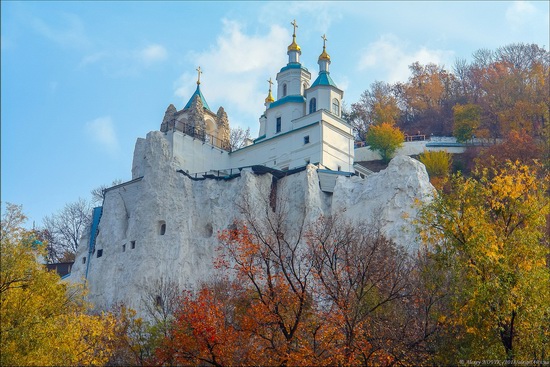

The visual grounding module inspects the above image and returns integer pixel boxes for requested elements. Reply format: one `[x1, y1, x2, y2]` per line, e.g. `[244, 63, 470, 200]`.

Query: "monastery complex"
[67, 22, 435, 313]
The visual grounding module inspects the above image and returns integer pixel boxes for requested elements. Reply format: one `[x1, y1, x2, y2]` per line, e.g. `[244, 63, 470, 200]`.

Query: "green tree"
[1, 203, 117, 366]
[418, 162, 550, 363]
[365, 123, 405, 163]
[453, 103, 481, 143]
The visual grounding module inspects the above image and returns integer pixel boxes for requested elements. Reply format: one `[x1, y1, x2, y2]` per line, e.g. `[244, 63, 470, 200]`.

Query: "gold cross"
[321, 34, 328, 48]
[291, 19, 298, 35]
[196, 66, 202, 85]
[267, 78, 274, 91]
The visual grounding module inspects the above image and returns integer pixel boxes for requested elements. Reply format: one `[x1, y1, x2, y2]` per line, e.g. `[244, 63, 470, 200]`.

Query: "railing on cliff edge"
[170, 121, 231, 152]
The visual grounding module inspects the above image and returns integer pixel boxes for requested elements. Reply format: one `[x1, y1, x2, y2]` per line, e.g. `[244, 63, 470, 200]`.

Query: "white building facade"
[155, 23, 354, 178]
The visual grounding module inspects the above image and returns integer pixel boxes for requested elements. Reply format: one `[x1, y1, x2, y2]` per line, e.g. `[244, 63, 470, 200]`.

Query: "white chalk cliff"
[69, 131, 434, 313]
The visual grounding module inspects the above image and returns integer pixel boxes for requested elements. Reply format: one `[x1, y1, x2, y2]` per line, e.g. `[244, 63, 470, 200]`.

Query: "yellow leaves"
[365, 123, 405, 163]
[1, 205, 118, 366]
[418, 159, 550, 360]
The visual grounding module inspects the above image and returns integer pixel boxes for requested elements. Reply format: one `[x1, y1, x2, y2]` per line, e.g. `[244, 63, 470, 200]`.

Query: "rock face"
[69, 131, 434, 314]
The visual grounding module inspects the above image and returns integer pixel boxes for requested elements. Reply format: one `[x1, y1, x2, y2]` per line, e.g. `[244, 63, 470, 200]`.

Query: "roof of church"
[279, 63, 309, 73]
[268, 95, 306, 109]
[311, 71, 337, 88]
[184, 84, 211, 111]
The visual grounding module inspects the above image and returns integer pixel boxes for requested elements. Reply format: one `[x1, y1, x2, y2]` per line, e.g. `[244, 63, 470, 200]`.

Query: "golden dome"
[265, 90, 275, 103]
[319, 47, 330, 61]
[287, 35, 301, 52]
[319, 34, 330, 61]
[265, 78, 275, 103]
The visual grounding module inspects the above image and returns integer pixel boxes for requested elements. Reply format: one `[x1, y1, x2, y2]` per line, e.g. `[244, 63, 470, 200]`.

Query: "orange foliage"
[475, 129, 543, 170]
[155, 287, 243, 366]
[153, 215, 439, 366]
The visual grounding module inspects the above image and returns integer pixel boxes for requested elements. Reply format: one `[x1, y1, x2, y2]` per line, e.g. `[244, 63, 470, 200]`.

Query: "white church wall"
[167, 130, 231, 173]
[265, 102, 305, 138]
[230, 124, 321, 170]
[322, 137, 353, 171]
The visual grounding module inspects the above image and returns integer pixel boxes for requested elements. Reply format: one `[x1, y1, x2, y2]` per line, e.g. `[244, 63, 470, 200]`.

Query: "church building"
[67, 23, 434, 314]
[151, 21, 355, 178]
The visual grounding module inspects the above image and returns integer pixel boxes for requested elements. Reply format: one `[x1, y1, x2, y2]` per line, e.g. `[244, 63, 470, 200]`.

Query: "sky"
[2, 1, 549, 227]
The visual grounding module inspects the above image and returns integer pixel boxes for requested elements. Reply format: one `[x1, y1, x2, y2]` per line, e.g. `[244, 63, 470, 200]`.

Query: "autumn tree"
[349, 81, 400, 140]
[453, 103, 481, 143]
[155, 191, 325, 366]
[397, 62, 457, 135]
[418, 162, 550, 362]
[365, 122, 405, 163]
[155, 281, 246, 366]
[154, 194, 439, 365]
[218, 195, 324, 366]
[474, 129, 544, 171]
[307, 216, 430, 365]
[42, 197, 92, 263]
[0, 203, 118, 366]
[418, 150, 451, 189]
[465, 44, 549, 140]
[106, 304, 166, 367]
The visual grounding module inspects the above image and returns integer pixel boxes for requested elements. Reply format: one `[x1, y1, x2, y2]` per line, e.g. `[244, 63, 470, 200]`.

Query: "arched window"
[332, 98, 340, 116]
[309, 98, 317, 114]
[159, 220, 166, 235]
[283, 84, 287, 97]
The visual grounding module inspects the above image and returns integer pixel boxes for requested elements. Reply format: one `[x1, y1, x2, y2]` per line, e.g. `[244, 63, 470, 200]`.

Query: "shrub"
[419, 150, 451, 178]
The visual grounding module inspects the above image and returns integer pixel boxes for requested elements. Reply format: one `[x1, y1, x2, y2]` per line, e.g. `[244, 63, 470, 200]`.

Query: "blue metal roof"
[269, 95, 306, 109]
[311, 71, 337, 88]
[279, 63, 309, 73]
[184, 85, 211, 111]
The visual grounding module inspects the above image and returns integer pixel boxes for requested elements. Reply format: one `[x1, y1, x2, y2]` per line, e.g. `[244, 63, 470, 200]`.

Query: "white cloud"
[139, 44, 167, 64]
[506, 1, 537, 30]
[174, 19, 289, 126]
[357, 34, 454, 83]
[85, 116, 119, 154]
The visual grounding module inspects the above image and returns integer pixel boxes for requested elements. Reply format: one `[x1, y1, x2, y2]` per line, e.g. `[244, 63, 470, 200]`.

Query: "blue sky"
[2, 1, 549, 227]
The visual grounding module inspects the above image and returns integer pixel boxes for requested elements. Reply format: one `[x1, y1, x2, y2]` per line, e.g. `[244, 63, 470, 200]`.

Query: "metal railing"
[170, 120, 231, 152]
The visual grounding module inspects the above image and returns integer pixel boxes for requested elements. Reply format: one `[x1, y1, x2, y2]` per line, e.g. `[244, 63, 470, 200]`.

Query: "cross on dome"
[265, 77, 275, 103]
[291, 19, 298, 36]
[287, 19, 301, 53]
[196, 66, 202, 85]
[318, 34, 331, 62]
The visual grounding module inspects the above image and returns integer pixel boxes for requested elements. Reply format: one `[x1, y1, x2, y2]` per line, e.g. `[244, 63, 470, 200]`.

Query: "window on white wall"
[283, 84, 287, 97]
[309, 98, 316, 114]
[159, 221, 166, 235]
[304, 135, 310, 144]
[276, 117, 281, 133]
[332, 98, 340, 116]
